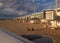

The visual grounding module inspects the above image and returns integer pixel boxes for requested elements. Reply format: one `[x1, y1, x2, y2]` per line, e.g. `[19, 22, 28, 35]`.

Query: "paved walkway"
[0, 29, 34, 43]
[0, 30, 24, 43]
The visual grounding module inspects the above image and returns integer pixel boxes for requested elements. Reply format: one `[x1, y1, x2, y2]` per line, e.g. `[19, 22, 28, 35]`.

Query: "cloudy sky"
[0, 0, 60, 18]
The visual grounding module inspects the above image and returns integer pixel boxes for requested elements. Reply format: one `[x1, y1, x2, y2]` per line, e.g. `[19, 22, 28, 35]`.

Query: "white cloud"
[0, 2, 4, 7]
[1, 8, 17, 14]
[0, 7, 28, 15]
[0, 0, 59, 16]
[3, 8, 14, 12]
[17, 10, 27, 15]
[0, 0, 19, 14]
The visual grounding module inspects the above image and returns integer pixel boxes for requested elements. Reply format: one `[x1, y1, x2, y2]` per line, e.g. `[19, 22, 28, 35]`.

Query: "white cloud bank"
[0, 2, 3, 7]
[0, 0, 60, 16]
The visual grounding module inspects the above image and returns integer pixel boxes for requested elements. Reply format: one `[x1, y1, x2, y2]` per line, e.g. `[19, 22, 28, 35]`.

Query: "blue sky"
[0, 0, 60, 19]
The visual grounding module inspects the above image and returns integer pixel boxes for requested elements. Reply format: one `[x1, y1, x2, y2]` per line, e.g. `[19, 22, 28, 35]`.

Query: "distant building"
[43, 10, 55, 20]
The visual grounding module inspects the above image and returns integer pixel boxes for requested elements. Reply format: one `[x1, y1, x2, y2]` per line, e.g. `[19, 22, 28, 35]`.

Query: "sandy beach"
[0, 20, 60, 43]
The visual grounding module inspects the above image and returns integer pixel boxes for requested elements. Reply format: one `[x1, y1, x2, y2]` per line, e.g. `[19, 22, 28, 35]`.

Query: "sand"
[0, 20, 60, 43]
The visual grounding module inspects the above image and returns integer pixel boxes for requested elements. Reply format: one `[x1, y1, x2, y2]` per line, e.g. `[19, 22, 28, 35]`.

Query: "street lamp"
[56, 0, 58, 13]
[55, 0, 58, 29]
[32, 0, 36, 15]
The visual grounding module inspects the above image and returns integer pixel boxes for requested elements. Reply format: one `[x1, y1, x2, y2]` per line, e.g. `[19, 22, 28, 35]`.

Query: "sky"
[0, 0, 60, 19]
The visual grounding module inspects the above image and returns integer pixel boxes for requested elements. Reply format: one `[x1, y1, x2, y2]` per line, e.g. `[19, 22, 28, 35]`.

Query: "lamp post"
[56, 0, 58, 13]
[32, 0, 36, 15]
[55, 0, 58, 28]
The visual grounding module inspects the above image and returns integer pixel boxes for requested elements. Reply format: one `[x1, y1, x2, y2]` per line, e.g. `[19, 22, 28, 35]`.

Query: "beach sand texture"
[0, 20, 60, 43]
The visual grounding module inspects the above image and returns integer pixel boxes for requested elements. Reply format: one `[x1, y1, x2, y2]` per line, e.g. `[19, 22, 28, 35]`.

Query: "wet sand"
[0, 20, 60, 43]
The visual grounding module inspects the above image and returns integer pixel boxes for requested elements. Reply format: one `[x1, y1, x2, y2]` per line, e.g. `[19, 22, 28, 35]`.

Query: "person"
[27, 27, 34, 31]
